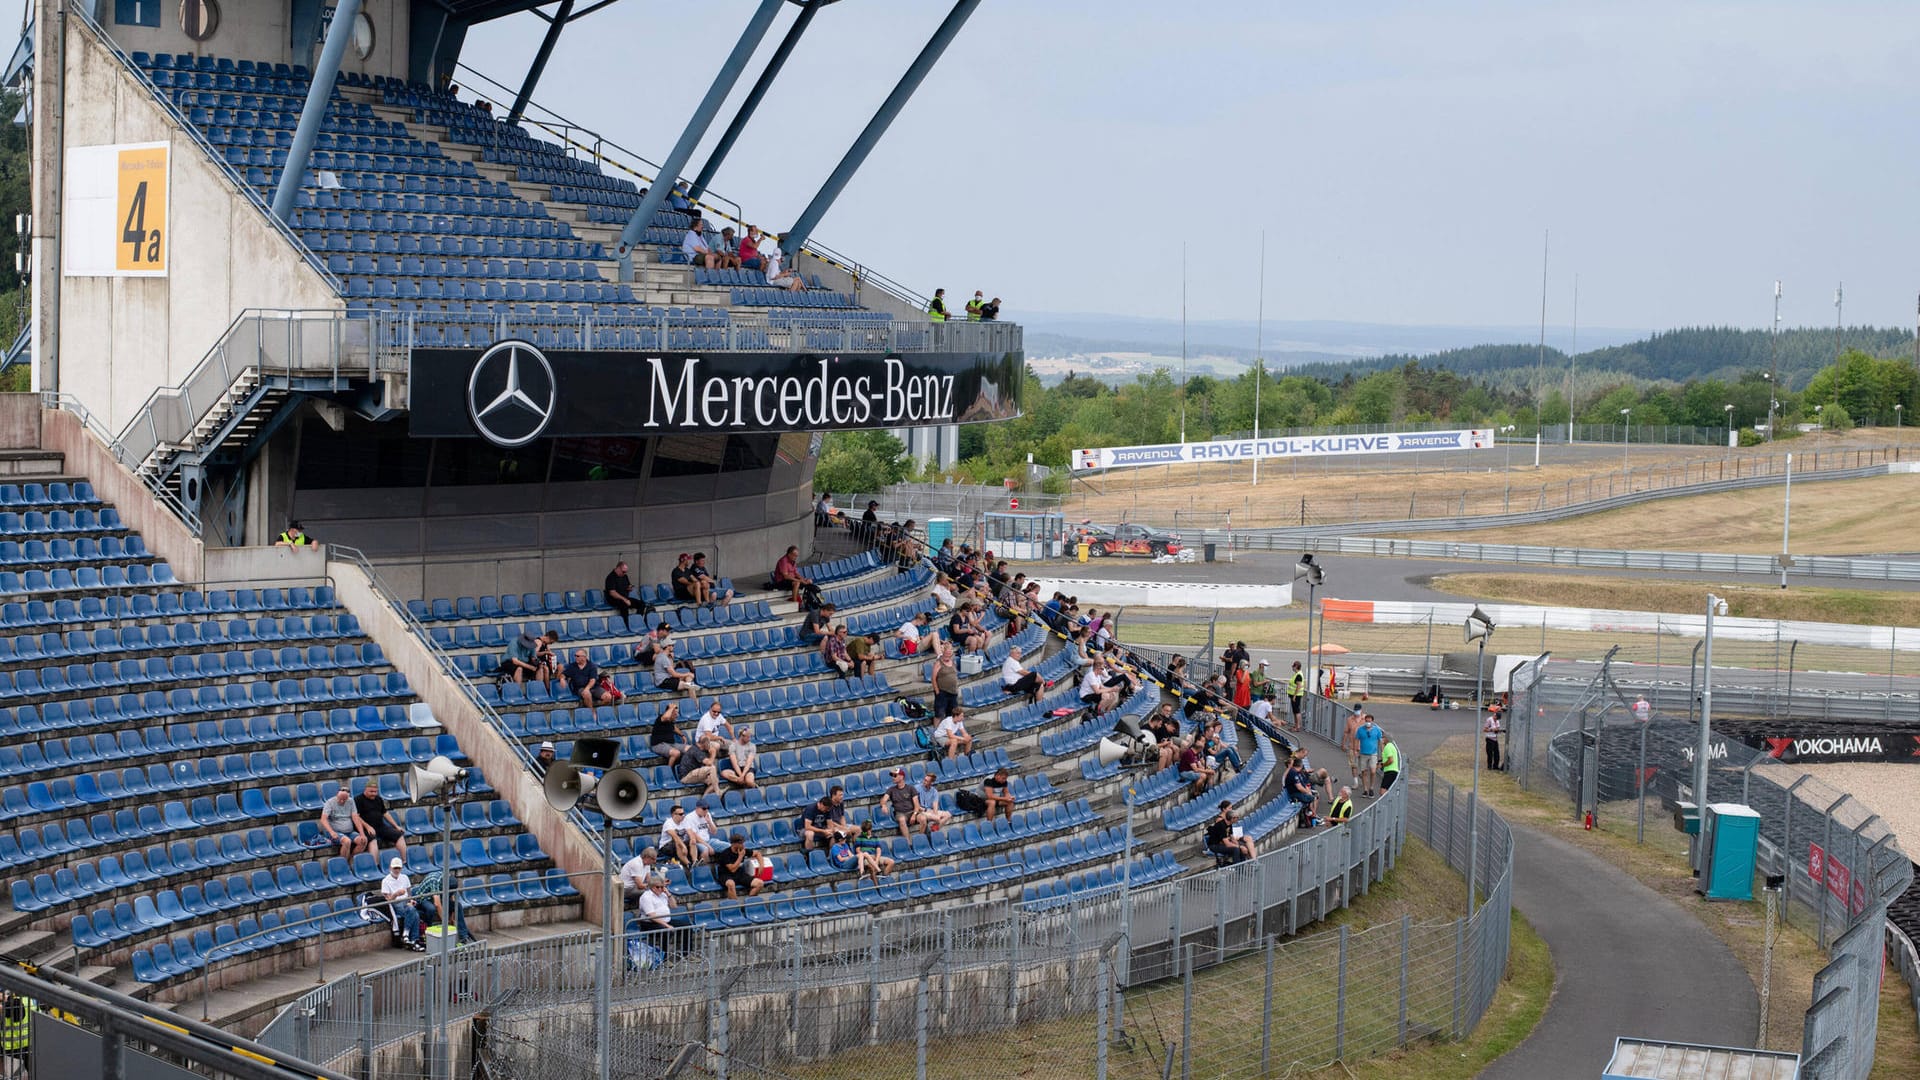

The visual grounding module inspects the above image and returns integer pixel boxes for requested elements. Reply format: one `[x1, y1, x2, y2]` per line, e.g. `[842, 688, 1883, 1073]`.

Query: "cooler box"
[1700, 803, 1761, 901]
[958, 654, 983, 676]
[927, 518, 954, 551]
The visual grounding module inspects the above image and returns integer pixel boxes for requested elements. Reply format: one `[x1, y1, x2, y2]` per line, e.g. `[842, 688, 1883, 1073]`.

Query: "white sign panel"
[1070, 429, 1494, 472]
[62, 141, 170, 277]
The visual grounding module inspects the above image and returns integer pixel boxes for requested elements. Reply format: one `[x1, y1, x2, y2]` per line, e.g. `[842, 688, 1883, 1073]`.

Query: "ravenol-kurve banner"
[1069, 429, 1494, 472]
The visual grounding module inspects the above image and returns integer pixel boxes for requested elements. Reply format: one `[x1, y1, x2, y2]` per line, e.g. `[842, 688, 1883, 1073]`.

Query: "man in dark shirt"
[690, 553, 733, 606]
[603, 561, 642, 630]
[980, 767, 1015, 823]
[353, 778, 407, 859]
[800, 604, 833, 646]
[859, 500, 880, 543]
[670, 554, 698, 604]
[712, 833, 763, 899]
[561, 648, 614, 708]
[634, 623, 672, 667]
[532, 741, 557, 776]
[1204, 801, 1253, 863]
[1286, 759, 1318, 828]
[801, 795, 837, 851]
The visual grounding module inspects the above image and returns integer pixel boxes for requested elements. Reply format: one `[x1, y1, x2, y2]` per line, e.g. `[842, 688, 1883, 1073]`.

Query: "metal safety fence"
[259, 767, 1519, 1079]
[1293, 533, 1920, 584]
[1524, 656, 1911, 1080]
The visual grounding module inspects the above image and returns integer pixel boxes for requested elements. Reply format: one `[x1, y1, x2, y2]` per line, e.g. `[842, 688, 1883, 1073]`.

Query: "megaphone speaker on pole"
[543, 761, 599, 813]
[598, 768, 649, 822]
[570, 737, 620, 770]
[1097, 737, 1131, 768]
[407, 755, 469, 801]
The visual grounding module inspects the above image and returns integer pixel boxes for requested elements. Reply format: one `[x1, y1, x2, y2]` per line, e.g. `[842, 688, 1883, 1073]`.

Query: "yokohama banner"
[409, 343, 1022, 446]
[1069, 429, 1493, 472]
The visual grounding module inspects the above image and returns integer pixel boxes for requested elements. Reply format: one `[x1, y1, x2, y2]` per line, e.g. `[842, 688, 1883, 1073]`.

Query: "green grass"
[780, 839, 1554, 1078]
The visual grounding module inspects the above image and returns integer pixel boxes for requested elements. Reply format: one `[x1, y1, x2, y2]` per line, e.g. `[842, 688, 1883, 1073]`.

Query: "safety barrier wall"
[1292, 533, 1920, 584]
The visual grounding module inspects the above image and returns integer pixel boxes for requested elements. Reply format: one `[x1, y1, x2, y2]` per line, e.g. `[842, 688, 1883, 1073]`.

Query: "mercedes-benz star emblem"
[467, 341, 557, 448]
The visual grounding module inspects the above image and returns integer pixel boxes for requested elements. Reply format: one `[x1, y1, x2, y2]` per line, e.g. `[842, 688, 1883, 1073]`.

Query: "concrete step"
[0, 926, 54, 959]
[0, 450, 66, 477]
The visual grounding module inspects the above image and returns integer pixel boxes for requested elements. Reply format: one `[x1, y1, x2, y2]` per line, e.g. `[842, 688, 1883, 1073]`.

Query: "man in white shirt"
[619, 846, 659, 908]
[659, 804, 710, 869]
[1632, 695, 1651, 724]
[933, 708, 975, 760]
[694, 702, 733, 753]
[1079, 660, 1119, 715]
[379, 857, 426, 950]
[1249, 695, 1275, 726]
[635, 875, 691, 950]
[761, 233, 804, 292]
[721, 726, 758, 788]
[1001, 645, 1041, 704]
[898, 612, 927, 656]
[687, 799, 720, 852]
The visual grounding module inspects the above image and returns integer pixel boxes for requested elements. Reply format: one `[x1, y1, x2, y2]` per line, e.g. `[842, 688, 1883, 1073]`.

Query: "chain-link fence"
[1521, 655, 1911, 1080]
[260, 767, 1520, 1080]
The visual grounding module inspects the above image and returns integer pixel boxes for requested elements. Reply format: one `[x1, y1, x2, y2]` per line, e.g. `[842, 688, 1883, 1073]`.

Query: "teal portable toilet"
[1701, 803, 1761, 901]
[927, 517, 953, 551]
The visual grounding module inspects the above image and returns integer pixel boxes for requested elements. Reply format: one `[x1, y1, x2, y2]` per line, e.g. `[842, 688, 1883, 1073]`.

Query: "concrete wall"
[39, 405, 207, 580]
[203, 542, 326, 587]
[1031, 577, 1294, 610]
[104, 0, 413, 83]
[326, 555, 611, 924]
[0, 396, 43, 449]
[57, 14, 342, 432]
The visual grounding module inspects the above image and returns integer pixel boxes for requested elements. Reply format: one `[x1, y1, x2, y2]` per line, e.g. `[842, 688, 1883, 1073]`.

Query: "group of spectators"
[1280, 710, 1399, 830]
[926, 288, 1002, 322]
[680, 214, 803, 292]
[333, 776, 476, 951]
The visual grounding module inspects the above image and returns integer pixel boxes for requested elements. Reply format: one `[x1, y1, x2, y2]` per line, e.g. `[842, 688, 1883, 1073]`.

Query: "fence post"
[1451, 917, 1466, 1039]
[915, 971, 930, 1080]
[1097, 951, 1111, 1080]
[869, 919, 882, 1045]
[1398, 914, 1411, 1045]
[1260, 935, 1275, 1075]
[786, 924, 802, 1055]
[712, 996, 730, 1080]
[1446, 784, 1458, 866]
[1006, 912, 1020, 1023]
[358, 982, 374, 1080]
[1819, 795, 1849, 948]
[1181, 943, 1194, 1080]
[1336, 923, 1350, 1061]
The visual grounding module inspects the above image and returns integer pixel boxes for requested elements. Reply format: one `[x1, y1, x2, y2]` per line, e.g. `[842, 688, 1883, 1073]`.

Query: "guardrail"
[383, 309, 1021, 355]
[1283, 533, 1920, 583]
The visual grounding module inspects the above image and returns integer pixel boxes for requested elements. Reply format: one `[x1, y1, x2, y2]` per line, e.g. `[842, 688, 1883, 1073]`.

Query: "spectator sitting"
[682, 216, 722, 268]
[353, 778, 408, 862]
[916, 771, 955, 830]
[1079, 659, 1120, 716]
[799, 603, 833, 647]
[319, 786, 366, 860]
[721, 726, 758, 788]
[669, 553, 699, 605]
[633, 622, 672, 667]
[1000, 645, 1042, 704]
[930, 573, 958, 611]
[716, 227, 744, 269]
[825, 784, 858, 839]
[498, 628, 559, 686]
[620, 845, 661, 908]
[1205, 801, 1255, 864]
[688, 799, 721, 850]
[802, 793, 845, 850]
[635, 874, 692, 947]
[667, 180, 691, 211]
[898, 611, 929, 655]
[658, 804, 711, 870]
[1067, 628, 1095, 671]
[947, 602, 986, 654]
[1328, 786, 1355, 824]
[690, 553, 734, 606]
[823, 625, 855, 678]
[653, 642, 699, 702]
[761, 232, 804, 291]
[603, 560, 643, 630]
[532, 741, 558, 776]
[693, 701, 733, 754]
[854, 820, 894, 883]
[380, 857, 428, 951]
[846, 630, 880, 677]
[712, 833, 763, 899]
[1202, 718, 1244, 774]
[880, 768, 924, 839]
[772, 545, 816, 605]
[1177, 741, 1217, 798]
[562, 648, 615, 708]
[933, 708, 975, 760]
[648, 704, 685, 769]
[859, 500, 881, 543]
[673, 742, 720, 797]
[980, 766, 1016, 823]
[1285, 754, 1319, 828]
[738, 225, 764, 271]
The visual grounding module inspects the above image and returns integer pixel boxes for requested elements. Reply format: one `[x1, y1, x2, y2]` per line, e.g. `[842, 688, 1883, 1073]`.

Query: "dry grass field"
[1426, 572, 1920, 625]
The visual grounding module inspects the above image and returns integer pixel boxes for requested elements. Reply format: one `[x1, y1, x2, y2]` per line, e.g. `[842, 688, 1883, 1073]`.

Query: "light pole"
[406, 756, 470, 1080]
[1780, 452, 1793, 589]
[1896, 403, 1903, 433]
[1814, 404, 1823, 430]
[1695, 593, 1729, 875]
[1294, 554, 1325, 721]
[1766, 281, 1782, 441]
[1619, 407, 1631, 472]
[1464, 605, 1496, 919]
[1724, 404, 1734, 457]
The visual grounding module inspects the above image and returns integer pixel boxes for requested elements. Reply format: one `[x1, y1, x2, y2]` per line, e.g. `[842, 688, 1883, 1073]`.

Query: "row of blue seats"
[1, 587, 340, 630]
[548, 184, 643, 210]
[1159, 738, 1276, 831]
[489, 149, 614, 179]
[479, 664, 886, 709]
[528, 166, 636, 194]
[732, 287, 856, 309]
[1001, 681, 1106, 733]
[1037, 691, 1154, 756]
[0, 644, 387, 701]
[150, 68, 345, 98]
[1, 756, 465, 822]
[0, 536, 147, 565]
[0, 792, 514, 877]
[507, 698, 901, 751]
[0, 481, 96, 505]
[408, 582, 761, 624]
[1, 563, 176, 596]
[1020, 852, 1186, 912]
[131, 52, 310, 77]
[328, 255, 605, 280]
[823, 564, 932, 609]
[206, 126, 442, 159]
[293, 185, 536, 214]
[0, 509, 125, 535]
[645, 775, 1064, 838]
[0, 672, 410, 730]
[0, 730, 457, 780]
[130, 870, 582, 985]
[345, 279, 632, 304]
[670, 798, 1097, 899]
[380, 323, 727, 352]
[1, 614, 361, 663]
[228, 151, 478, 184]
[173, 94, 402, 139]
[433, 609, 777, 654]
[0, 701, 423, 741]
[304, 232, 602, 261]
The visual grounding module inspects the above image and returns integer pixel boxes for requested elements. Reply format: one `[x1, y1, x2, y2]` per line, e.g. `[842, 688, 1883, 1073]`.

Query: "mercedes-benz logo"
[467, 341, 556, 448]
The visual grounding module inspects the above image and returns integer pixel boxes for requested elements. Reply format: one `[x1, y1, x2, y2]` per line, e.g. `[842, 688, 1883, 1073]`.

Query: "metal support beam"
[688, 0, 821, 200]
[784, 0, 982, 255]
[615, 0, 786, 277]
[507, 0, 575, 124]
[271, 0, 365, 223]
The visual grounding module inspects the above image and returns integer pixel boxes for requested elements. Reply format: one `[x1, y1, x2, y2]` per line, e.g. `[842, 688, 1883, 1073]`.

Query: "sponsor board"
[1761, 731, 1920, 764]
[1069, 428, 1493, 472]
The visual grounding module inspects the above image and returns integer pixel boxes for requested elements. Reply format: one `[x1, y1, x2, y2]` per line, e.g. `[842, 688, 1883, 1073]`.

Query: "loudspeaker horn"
[1467, 605, 1496, 631]
[598, 768, 649, 822]
[1464, 618, 1490, 643]
[543, 761, 600, 813]
[1097, 737, 1131, 767]
[407, 755, 469, 801]
[570, 737, 620, 770]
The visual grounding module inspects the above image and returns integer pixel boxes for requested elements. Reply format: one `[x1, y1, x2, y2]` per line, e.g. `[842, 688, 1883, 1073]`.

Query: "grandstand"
[0, 0, 1337, 1073]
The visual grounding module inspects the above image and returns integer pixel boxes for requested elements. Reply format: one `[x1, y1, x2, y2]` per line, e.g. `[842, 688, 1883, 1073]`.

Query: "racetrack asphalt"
[1357, 704, 1762, 1078]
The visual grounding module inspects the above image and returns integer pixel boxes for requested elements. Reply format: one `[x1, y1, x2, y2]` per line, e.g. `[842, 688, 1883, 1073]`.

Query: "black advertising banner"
[1759, 732, 1920, 764]
[408, 344, 1023, 446]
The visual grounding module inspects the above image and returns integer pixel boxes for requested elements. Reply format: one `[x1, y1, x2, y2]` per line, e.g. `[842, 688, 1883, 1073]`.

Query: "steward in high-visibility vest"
[275, 522, 312, 546]
[1286, 662, 1305, 727]
[2, 992, 31, 1056]
[1327, 793, 1354, 823]
[965, 292, 985, 320]
[928, 289, 949, 322]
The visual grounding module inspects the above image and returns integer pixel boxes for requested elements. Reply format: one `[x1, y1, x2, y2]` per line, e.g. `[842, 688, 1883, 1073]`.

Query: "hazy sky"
[452, 1, 1920, 335]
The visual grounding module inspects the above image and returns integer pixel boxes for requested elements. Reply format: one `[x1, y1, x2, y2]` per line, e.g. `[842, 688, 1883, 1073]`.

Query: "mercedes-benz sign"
[466, 341, 557, 447]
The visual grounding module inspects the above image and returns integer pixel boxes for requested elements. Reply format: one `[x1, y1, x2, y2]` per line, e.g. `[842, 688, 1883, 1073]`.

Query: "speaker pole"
[598, 822, 614, 1080]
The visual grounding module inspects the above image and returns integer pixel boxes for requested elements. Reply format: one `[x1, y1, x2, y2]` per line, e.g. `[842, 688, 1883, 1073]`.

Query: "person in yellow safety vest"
[1327, 787, 1354, 823]
[928, 288, 949, 321]
[965, 291, 985, 320]
[274, 522, 312, 547]
[1, 991, 30, 1063]
[1286, 661, 1305, 732]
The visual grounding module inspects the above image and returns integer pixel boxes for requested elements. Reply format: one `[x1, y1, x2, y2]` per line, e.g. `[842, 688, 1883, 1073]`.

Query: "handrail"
[38, 390, 201, 531]
[68, 5, 344, 293]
